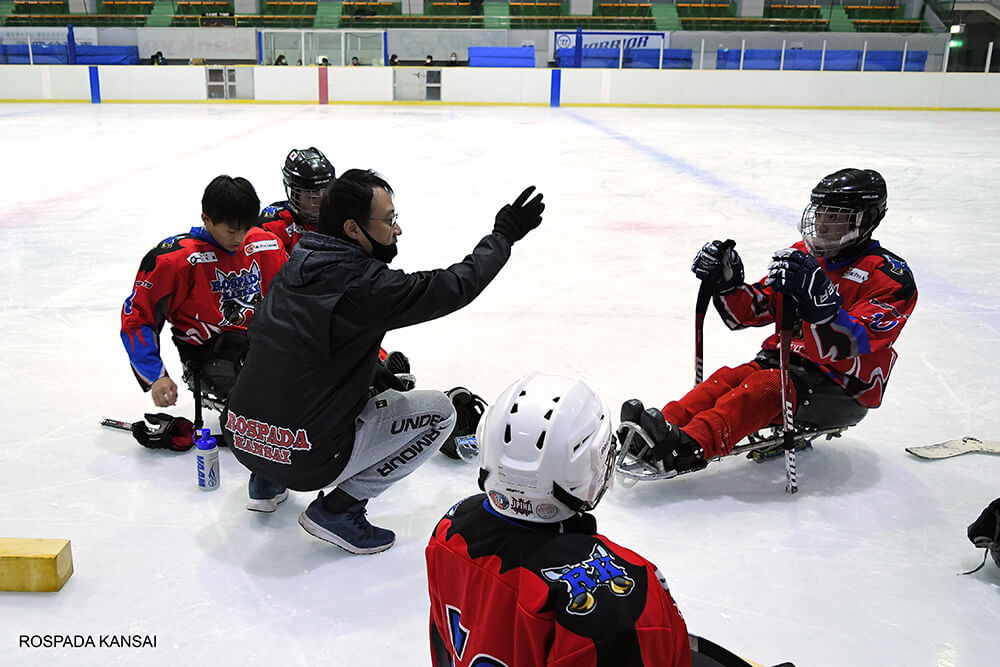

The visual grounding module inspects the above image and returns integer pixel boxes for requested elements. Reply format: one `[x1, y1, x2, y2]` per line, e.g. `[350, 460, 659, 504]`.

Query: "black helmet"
[282, 147, 335, 225]
[800, 168, 887, 259]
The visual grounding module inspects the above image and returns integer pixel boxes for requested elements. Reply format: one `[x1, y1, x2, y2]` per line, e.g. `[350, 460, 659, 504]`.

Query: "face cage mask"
[799, 203, 862, 258]
[285, 184, 325, 225]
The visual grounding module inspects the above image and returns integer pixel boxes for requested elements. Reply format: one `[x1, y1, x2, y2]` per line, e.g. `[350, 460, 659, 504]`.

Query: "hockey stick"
[695, 281, 713, 386]
[905, 437, 1000, 460]
[695, 239, 735, 385]
[100, 418, 134, 431]
[779, 294, 798, 494]
[193, 366, 204, 433]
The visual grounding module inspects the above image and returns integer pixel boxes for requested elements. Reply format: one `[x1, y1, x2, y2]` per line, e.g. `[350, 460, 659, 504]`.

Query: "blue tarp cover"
[716, 48, 927, 72]
[0, 44, 139, 65]
[468, 46, 535, 68]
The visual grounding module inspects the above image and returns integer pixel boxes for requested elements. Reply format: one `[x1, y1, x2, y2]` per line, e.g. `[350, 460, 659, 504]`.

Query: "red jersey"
[426, 495, 691, 667]
[258, 201, 313, 254]
[121, 226, 287, 390]
[714, 240, 917, 408]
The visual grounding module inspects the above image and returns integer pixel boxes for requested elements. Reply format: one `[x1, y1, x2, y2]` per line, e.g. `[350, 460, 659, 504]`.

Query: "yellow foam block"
[0, 538, 74, 592]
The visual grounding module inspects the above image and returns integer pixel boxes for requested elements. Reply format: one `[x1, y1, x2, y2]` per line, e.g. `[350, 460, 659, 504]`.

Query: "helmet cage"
[800, 203, 863, 258]
[285, 183, 324, 225]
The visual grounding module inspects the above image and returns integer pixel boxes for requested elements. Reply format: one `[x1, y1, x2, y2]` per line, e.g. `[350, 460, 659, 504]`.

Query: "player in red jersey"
[623, 168, 918, 475]
[258, 147, 335, 253]
[426, 372, 692, 667]
[121, 175, 287, 410]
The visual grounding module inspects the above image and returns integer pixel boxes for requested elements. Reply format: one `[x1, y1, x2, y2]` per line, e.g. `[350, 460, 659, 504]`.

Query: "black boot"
[968, 498, 1000, 570]
[638, 408, 707, 473]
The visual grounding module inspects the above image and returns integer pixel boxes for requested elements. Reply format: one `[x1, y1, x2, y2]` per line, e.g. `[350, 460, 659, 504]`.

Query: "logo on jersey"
[187, 251, 218, 265]
[211, 260, 263, 326]
[123, 288, 137, 315]
[842, 267, 869, 284]
[225, 410, 314, 464]
[541, 543, 635, 615]
[867, 298, 905, 332]
[245, 239, 280, 256]
[886, 256, 908, 275]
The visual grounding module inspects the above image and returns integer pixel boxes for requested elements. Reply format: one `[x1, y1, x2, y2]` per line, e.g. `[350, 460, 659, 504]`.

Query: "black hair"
[201, 175, 260, 230]
[317, 169, 393, 240]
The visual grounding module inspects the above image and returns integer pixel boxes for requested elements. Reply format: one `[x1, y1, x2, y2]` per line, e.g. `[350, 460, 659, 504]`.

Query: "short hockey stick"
[905, 437, 1000, 460]
[695, 281, 712, 386]
[779, 294, 798, 494]
[100, 418, 134, 431]
[694, 239, 735, 386]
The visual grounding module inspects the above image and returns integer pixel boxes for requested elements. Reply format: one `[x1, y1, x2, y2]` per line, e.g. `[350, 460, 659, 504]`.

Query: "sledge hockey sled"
[615, 421, 850, 484]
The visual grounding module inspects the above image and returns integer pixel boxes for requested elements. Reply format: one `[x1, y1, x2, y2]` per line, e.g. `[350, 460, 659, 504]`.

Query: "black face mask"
[357, 222, 398, 264]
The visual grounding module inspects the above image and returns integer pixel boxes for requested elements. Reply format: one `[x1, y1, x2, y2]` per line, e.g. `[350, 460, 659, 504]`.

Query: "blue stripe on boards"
[550, 69, 561, 108]
[563, 110, 798, 224]
[89, 66, 101, 104]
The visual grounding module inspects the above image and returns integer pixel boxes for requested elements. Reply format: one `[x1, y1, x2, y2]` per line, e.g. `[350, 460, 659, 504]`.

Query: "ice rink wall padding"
[716, 48, 928, 72]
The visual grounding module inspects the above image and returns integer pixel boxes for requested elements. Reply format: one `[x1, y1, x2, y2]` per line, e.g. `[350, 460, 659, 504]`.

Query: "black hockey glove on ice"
[131, 413, 195, 452]
[691, 239, 743, 295]
[767, 248, 841, 324]
[493, 186, 544, 244]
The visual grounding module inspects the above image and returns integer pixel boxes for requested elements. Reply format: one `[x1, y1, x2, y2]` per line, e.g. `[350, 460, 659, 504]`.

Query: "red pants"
[661, 361, 795, 459]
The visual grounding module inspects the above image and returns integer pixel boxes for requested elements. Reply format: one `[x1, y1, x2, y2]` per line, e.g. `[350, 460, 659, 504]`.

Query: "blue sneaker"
[297, 491, 395, 555]
[246, 473, 288, 513]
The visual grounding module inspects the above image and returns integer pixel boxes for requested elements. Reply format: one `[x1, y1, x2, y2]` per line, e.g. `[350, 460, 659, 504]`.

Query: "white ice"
[0, 102, 998, 667]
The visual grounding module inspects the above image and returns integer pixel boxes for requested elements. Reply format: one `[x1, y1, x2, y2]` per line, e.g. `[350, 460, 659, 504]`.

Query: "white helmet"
[477, 372, 616, 523]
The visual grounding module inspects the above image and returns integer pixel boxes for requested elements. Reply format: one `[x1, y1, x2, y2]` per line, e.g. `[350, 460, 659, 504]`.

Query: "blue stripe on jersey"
[831, 308, 871, 355]
[121, 325, 164, 387]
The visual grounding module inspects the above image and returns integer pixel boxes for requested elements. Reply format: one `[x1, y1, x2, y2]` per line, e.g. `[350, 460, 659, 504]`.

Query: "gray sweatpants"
[331, 389, 455, 501]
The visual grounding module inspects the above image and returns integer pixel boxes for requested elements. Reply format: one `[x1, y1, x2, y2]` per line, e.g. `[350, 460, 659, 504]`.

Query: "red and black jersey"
[426, 495, 691, 667]
[714, 240, 917, 408]
[258, 201, 313, 254]
[120, 226, 287, 391]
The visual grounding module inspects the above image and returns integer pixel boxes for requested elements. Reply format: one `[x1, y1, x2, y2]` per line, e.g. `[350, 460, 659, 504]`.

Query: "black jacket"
[226, 230, 512, 490]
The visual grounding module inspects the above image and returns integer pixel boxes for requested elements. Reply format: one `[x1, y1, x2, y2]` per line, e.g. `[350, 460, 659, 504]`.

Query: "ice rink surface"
[1, 101, 998, 666]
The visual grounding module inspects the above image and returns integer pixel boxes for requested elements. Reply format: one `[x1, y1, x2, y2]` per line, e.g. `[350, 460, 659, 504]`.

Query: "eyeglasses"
[369, 212, 399, 228]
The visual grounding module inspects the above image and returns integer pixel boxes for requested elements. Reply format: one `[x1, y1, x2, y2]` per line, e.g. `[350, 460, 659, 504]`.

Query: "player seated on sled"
[176, 331, 250, 413]
[621, 168, 917, 476]
[120, 175, 287, 414]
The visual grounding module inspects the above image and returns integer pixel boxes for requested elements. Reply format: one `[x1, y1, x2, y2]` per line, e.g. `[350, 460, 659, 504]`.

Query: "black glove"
[767, 248, 841, 324]
[370, 363, 406, 395]
[130, 413, 195, 452]
[493, 186, 544, 244]
[439, 387, 487, 461]
[691, 239, 743, 295]
[383, 350, 410, 374]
